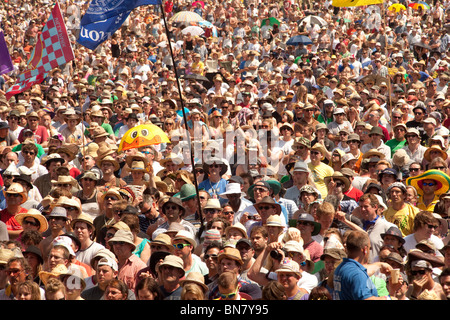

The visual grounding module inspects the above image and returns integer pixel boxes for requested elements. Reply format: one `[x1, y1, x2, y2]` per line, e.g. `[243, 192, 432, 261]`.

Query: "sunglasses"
[23, 151, 35, 155]
[411, 270, 427, 276]
[222, 211, 234, 215]
[427, 224, 439, 229]
[409, 168, 420, 172]
[432, 166, 446, 170]
[253, 187, 268, 193]
[297, 221, 313, 227]
[219, 288, 238, 299]
[258, 206, 275, 211]
[422, 182, 435, 186]
[112, 241, 129, 246]
[105, 232, 115, 238]
[164, 205, 179, 210]
[204, 253, 218, 260]
[204, 209, 219, 215]
[173, 243, 191, 250]
[105, 196, 119, 201]
[23, 220, 39, 227]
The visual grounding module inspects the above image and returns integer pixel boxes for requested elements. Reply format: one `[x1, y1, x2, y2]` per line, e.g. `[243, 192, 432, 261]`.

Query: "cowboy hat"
[51, 175, 79, 188]
[3, 182, 28, 204]
[253, 196, 282, 216]
[15, 208, 49, 233]
[406, 249, 445, 268]
[39, 264, 69, 286]
[324, 172, 351, 192]
[406, 169, 450, 196]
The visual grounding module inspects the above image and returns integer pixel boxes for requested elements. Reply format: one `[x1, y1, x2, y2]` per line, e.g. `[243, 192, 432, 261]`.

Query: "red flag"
[6, 2, 74, 100]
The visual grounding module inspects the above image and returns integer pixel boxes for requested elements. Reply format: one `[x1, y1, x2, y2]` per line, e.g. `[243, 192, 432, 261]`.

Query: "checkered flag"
[6, 1, 74, 100]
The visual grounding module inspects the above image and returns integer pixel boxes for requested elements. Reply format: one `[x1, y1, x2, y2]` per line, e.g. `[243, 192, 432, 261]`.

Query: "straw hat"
[15, 208, 49, 233]
[51, 175, 79, 188]
[324, 172, 351, 192]
[275, 258, 301, 277]
[253, 196, 282, 216]
[3, 182, 28, 204]
[424, 145, 448, 162]
[91, 126, 109, 139]
[129, 160, 146, 172]
[96, 142, 115, 160]
[125, 151, 149, 168]
[224, 222, 248, 239]
[96, 155, 120, 171]
[179, 271, 208, 293]
[264, 215, 283, 227]
[217, 247, 243, 265]
[362, 148, 386, 160]
[39, 264, 69, 285]
[70, 213, 95, 232]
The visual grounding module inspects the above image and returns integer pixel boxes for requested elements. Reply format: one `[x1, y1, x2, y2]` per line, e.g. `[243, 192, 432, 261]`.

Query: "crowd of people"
[0, 0, 449, 301]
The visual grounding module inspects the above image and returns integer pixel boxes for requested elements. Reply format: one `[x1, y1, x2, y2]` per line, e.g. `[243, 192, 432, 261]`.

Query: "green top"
[84, 123, 114, 138]
[13, 143, 45, 159]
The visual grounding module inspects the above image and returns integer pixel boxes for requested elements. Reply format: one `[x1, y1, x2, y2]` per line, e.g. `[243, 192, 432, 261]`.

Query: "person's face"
[250, 232, 267, 252]
[5, 192, 23, 207]
[253, 186, 269, 202]
[101, 161, 115, 175]
[381, 174, 396, 186]
[411, 267, 430, 282]
[219, 258, 240, 274]
[277, 271, 299, 290]
[163, 203, 181, 221]
[359, 199, 378, 221]
[97, 265, 116, 285]
[105, 286, 126, 300]
[296, 220, 314, 237]
[73, 221, 91, 243]
[421, 179, 437, 196]
[16, 286, 33, 300]
[210, 221, 225, 236]
[27, 116, 39, 129]
[160, 265, 183, 284]
[418, 219, 439, 239]
[138, 288, 157, 300]
[382, 235, 401, 250]
[310, 150, 322, 163]
[389, 187, 405, 204]
[48, 248, 67, 270]
[173, 240, 192, 259]
[22, 148, 37, 163]
[292, 171, 308, 186]
[6, 261, 28, 286]
[440, 274, 450, 299]
[317, 215, 333, 232]
[204, 247, 220, 272]
[323, 256, 338, 276]
[22, 217, 40, 232]
[46, 290, 66, 301]
[300, 192, 316, 206]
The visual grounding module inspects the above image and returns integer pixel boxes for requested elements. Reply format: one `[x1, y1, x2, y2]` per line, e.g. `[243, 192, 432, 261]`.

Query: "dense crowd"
[0, 0, 449, 301]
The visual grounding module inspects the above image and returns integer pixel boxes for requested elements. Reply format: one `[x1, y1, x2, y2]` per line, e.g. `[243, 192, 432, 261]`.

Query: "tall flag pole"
[5, 1, 75, 100]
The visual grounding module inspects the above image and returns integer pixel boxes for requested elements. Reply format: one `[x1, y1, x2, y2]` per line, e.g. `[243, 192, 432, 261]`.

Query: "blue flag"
[78, 0, 161, 50]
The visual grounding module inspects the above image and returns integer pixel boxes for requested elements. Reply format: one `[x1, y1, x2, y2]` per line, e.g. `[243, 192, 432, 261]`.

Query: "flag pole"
[159, 4, 205, 229]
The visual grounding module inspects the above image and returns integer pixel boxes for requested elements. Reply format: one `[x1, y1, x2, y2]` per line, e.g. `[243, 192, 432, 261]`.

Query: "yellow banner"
[332, 0, 383, 7]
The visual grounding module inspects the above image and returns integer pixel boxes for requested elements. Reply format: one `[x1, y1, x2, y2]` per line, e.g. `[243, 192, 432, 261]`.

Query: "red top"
[0, 207, 28, 231]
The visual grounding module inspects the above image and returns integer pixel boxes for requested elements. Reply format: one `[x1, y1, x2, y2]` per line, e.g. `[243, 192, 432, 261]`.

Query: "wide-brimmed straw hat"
[15, 208, 49, 233]
[406, 169, 450, 196]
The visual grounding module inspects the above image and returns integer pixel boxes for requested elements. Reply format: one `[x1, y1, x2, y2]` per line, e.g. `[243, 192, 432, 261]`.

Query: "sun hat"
[51, 175, 79, 188]
[217, 247, 243, 265]
[39, 264, 69, 285]
[203, 199, 222, 211]
[247, 181, 271, 199]
[22, 245, 44, 265]
[362, 148, 386, 160]
[151, 233, 174, 251]
[96, 155, 120, 171]
[70, 213, 95, 232]
[202, 157, 228, 176]
[264, 215, 283, 227]
[178, 183, 197, 202]
[0, 248, 15, 265]
[296, 213, 321, 236]
[108, 229, 136, 251]
[224, 222, 248, 239]
[275, 258, 301, 277]
[320, 248, 347, 261]
[324, 172, 351, 192]
[162, 197, 186, 216]
[424, 145, 448, 162]
[219, 183, 246, 199]
[253, 196, 282, 216]
[158, 255, 185, 276]
[173, 230, 197, 249]
[406, 169, 450, 196]
[15, 208, 48, 233]
[179, 271, 208, 293]
[3, 182, 28, 204]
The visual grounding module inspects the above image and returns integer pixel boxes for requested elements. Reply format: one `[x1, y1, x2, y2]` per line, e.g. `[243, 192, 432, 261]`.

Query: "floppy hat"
[158, 255, 185, 276]
[89, 249, 117, 269]
[218, 247, 243, 265]
[406, 169, 450, 196]
[57, 143, 79, 162]
[151, 233, 173, 252]
[202, 157, 228, 176]
[324, 172, 351, 192]
[253, 196, 282, 216]
[96, 155, 120, 171]
[3, 182, 28, 204]
[320, 248, 347, 261]
[406, 249, 445, 268]
[310, 143, 327, 159]
[297, 213, 321, 236]
[424, 145, 448, 162]
[275, 258, 301, 277]
[224, 222, 248, 239]
[219, 183, 246, 199]
[173, 229, 197, 249]
[51, 175, 79, 188]
[162, 196, 186, 216]
[247, 181, 271, 199]
[108, 229, 136, 251]
[179, 272, 208, 293]
[0, 248, 15, 265]
[129, 160, 146, 172]
[264, 215, 283, 227]
[15, 208, 49, 233]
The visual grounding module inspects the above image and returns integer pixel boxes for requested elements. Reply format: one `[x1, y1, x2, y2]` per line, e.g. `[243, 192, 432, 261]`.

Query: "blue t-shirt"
[333, 258, 378, 300]
[198, 178, 228, 205]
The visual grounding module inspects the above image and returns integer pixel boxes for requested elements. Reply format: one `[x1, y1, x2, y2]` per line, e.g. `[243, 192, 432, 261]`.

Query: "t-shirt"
[17, 126, 49, 144]
[0, 207, 28, 231]
[307, 162, 334, 198]
[383, 203, 420, 237]
[333, 258, 379, 300]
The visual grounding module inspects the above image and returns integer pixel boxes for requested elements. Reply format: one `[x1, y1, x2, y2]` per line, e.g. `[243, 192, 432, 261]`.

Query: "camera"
[270, 250, 283, 261]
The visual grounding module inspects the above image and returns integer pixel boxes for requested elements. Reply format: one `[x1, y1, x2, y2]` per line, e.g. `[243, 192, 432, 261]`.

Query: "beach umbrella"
[181, 26, 204, 36]
[286, 35, 312, 46]
[170, 11, 203, 23]
[192, 1, 205, 8]
[388, 3, 406, 12]
[408, 2, 429, 10]
[300, 15, 327, 27]
[118, 124, 170, 152]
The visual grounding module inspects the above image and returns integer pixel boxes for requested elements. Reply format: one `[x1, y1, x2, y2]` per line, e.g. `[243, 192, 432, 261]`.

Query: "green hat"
[179, 183, 197, 201]
[266, 179, 282, 196]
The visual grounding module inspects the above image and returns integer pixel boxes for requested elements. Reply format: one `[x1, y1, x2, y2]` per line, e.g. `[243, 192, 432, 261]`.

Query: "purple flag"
[0, 31, 13, 76]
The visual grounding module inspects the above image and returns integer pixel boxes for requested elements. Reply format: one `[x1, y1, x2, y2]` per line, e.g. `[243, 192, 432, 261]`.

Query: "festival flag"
[332, 0, 384, 7]
[5, 2, 74, 100]
[77, 0, 161, 51]
[0, 31, 13, 76]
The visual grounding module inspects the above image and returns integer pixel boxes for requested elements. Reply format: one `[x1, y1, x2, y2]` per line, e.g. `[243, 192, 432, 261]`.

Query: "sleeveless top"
[133, 238, 150, 258]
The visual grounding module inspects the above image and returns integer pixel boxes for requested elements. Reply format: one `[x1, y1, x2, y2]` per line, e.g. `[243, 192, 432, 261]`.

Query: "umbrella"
[286, 35, 312, 46]
[118, 124, 170, 152]
[169, 11, 203, 24]
[192, 0, 205, 8]
[181, 26, 204, 36]
[366, 5, 381, 14]
[261, 17, 280, 27]
[412, 42, 432, 50]
[300, 15, 327, 27]
[408, 2, 429, 10]
[157, 40, 177, 49]
[388, 3, 406, 12]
